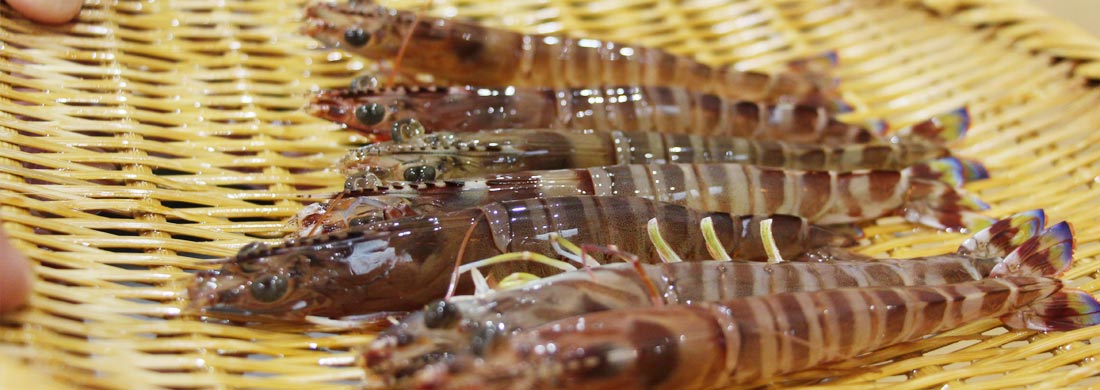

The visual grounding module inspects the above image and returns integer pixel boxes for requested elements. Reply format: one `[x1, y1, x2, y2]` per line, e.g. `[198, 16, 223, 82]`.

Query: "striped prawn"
[338, 122, 982, 185]
[294, 162, 990, 236]
[187, 196, 853, 322]
[302, 2, 845, 110]
[406, 217, 1100, 390]
[308, 83, 908, 144]
[364, 211, 1048, 383]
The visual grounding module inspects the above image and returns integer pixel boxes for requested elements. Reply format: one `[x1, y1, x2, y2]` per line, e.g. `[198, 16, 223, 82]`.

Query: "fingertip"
[0, 231, 32, 314]
[7, 0, 84, 25]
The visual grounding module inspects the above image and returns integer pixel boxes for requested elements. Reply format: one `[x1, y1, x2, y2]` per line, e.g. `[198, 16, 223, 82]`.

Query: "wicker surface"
[2, 0, 1100, 388]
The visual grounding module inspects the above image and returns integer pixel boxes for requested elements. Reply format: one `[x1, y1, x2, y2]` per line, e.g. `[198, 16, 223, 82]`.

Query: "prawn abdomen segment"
[510, 305, 733, 390]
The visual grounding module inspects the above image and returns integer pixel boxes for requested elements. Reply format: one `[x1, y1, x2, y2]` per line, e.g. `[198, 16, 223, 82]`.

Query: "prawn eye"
[355, 103, 387, 126]
[237, 241, 269, 258]
[395, 331, 415, 347]
[422, 300, 461, 329]
[345, 170, 383, 191]
[403, 165, 436, 182]
[344, 27, 371, 47]
[391, 118, 425, 142]
[470, 324, 501, 357]
[349, 75, 379, 92]
[239, 260, 263, 273]
[250, 275, 288, 303]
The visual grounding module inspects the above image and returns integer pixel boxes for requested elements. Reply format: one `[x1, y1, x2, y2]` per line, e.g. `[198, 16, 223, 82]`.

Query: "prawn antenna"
[387, 0, 433, 88]
[548, 232, 599, 279]
[549, 232, 599, 266]
[445, 212, 483, 300]
[579, 244, 597, 280]
[457, 251, 577, 276]
[580, 244, 664, 307]
[449, 231, 600, 298]
[469, 267, 491, 295]
[447, 251, 578, 296]
[306, 190, 347, 237]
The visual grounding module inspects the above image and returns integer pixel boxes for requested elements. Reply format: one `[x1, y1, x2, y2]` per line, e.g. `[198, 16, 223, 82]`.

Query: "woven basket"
[3, 0, 1100, 388]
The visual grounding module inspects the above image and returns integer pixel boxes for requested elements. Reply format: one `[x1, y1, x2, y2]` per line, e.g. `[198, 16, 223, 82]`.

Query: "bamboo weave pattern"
[2, 0, 1100, 389]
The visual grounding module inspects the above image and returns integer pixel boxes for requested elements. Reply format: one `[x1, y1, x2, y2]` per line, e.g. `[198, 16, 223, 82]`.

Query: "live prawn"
[339, 124, 982, 185]
[303, 2, 844, 109]
[187, 196, 853, 322]
[308, 83, 953, 144]
[365, 210, 1047, 383]
[296, 162, 989, 236]
[406, 220, 1100, 390]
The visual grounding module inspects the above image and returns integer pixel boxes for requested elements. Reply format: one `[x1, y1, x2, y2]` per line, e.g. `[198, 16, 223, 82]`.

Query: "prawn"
[308, 83, 932, 144]
[410, 221, 1100, 390]
[298, 161, 990, 234]
[187, 196, 853, 322]
[365, 210, 1046, 383]
[339, 124, 982, 185]
[302, 2, 844, 110]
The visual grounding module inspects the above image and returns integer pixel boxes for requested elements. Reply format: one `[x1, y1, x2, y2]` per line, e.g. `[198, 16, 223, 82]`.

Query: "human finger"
[7, 0, 83, 25]
[0, 226, 31, 314]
